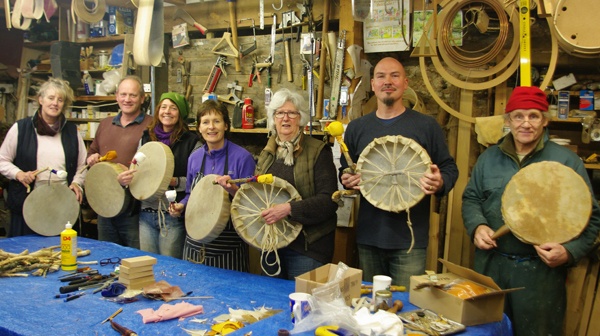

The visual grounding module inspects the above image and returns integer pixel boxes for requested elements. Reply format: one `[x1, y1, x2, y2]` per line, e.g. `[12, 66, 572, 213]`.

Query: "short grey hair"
[117, 75, 145, 97]
[266, 88, 309, 134]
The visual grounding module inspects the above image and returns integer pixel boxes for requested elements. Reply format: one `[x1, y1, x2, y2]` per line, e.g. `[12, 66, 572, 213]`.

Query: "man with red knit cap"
[462, 86, 600, 335]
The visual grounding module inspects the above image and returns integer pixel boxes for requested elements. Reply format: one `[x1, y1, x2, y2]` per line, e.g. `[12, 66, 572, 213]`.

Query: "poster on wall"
[363, 0, 411, 53]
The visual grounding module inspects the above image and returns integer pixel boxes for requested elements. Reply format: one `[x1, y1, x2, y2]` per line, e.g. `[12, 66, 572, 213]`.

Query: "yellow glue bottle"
[61, 221, 77, 271]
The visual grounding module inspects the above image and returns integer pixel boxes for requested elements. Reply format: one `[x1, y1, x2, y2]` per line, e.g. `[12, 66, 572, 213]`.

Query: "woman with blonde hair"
[0, 77, 87, 236]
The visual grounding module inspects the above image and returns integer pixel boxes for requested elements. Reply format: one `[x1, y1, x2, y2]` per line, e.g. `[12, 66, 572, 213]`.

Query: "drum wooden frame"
[84, 162, 131, 218]
[129, 142, 175, 202]
[356, 135, 432, 213]
[23, 183, 80, 236]
[185, 174, 231, 243]
[231, 177, 303, 250]
[501, 161, 592, 245]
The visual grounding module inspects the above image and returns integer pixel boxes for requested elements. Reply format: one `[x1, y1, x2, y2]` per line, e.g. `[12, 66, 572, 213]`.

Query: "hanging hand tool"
[203, 56, 228, 93]
[173, 7, 208, 35]
[283, 37, 293, 82]
[328, 30, 347, 119]
[238, 18, 257, 57]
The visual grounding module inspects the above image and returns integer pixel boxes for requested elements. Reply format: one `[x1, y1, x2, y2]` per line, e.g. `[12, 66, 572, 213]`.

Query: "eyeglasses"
[508, 113, 544, 126]
[99, 257, 121, 266]
[274, 110, 300, 119]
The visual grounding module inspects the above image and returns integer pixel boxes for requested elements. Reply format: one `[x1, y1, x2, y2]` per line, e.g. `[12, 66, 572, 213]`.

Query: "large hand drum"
[356, 135, 432, 212]
[185, 174, 231, 243]
[129, 142, 174, 201]
[231, 177, 303, 250]
[499, 161, 592, 244]
[85, 162, 131, 218]
[23, 183, 80, 236]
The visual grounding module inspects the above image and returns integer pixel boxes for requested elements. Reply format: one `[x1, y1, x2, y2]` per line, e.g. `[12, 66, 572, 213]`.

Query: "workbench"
[0, 236, 512, 335]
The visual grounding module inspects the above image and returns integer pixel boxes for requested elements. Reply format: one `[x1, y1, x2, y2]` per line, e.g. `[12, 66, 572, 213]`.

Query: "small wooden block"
[120, 256, 157, 268]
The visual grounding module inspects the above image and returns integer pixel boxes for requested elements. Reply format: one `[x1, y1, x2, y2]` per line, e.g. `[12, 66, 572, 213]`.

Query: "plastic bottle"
[82, 70, 94, 95]
[61, 222, 77, 271]
[241, 97, 254, 129]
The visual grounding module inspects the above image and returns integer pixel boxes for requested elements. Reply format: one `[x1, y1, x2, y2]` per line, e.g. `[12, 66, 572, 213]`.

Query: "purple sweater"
[180, 139, 256, 206]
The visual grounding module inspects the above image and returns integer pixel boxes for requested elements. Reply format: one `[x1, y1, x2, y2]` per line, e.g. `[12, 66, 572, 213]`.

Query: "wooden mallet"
[79, 150, 118, 173]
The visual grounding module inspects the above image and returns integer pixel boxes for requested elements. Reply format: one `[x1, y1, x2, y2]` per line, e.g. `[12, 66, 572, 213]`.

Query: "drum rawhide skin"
[84, 162, 131, 218]
[356, 135, 432, 213]
[185, 174, 231, 243]
[231, 176, 303, 276]
[23, 183, 80, 236]
[129, 142, 175, 202]
[500, 161, 592, 245]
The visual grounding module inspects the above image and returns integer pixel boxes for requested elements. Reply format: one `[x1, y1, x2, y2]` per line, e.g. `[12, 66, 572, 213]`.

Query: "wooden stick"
[25, 167, 49, 193]
[316, 0, 331, 119]
[102, 308, 123, 324]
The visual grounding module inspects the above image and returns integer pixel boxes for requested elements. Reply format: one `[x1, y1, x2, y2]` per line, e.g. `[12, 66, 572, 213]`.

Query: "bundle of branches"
[0, 246, 91, 277]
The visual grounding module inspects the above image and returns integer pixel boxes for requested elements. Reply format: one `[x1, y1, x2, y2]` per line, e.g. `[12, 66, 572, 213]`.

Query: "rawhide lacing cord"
[157, 198, 169, 238]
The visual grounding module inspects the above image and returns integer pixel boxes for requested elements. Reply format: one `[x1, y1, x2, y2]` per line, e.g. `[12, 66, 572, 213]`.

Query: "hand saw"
[328, 30, 347, 119]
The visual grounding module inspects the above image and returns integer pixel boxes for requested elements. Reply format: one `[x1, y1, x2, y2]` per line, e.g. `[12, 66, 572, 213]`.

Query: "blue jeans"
[97, 212, 140, 249]
[262, 248, 324, 280]
[357, 244, 426, 287]
[139, 210, 185, 259]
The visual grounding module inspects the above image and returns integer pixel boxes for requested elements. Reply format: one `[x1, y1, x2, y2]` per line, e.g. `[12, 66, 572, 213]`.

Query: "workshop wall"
[166, 33, 318, 125]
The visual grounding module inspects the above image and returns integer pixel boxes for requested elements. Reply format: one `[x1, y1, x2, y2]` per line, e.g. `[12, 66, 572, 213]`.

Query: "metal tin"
[375, 289, 392, 311]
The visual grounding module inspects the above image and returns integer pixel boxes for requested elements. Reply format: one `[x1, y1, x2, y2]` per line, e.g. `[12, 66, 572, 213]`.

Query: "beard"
[382, 97, 395, 107]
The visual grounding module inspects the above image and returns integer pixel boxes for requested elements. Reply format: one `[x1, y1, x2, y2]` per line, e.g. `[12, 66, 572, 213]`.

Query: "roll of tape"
[591, 128, 600, 142]
[22, 0, 44, 20]
[72, 0, 106, 24]
[133, 0, 164, 66]
[11, 0, 33, 30]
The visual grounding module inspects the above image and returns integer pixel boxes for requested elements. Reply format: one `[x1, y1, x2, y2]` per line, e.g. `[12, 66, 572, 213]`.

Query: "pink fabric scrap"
[137, 302, 204, 324]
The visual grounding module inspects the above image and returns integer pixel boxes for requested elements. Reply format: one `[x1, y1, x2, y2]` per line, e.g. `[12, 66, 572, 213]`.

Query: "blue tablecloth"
[0, 236, 511, 335]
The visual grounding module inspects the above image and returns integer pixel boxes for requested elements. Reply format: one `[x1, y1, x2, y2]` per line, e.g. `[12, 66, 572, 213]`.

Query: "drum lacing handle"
[157, 199, 170, 238]
[260, 224, 281, 277]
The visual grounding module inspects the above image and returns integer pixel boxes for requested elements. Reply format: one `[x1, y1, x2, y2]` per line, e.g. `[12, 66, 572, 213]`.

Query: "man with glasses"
[462, 86, 600, 335]
[86, 76, 151, 248]
[339, 57, 458, 287]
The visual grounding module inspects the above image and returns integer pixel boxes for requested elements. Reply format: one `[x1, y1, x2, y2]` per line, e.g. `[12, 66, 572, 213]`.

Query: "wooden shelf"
[585, 163, 600, 170]
[550, 117, 584, 123]
[75, 96, 116, 102]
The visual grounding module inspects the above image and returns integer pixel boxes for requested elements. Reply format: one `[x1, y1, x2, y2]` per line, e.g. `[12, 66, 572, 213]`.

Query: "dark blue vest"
[6, 113, 78, 213]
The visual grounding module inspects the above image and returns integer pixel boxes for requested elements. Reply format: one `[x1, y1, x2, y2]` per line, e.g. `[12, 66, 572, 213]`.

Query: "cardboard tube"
[133, 0, 164, 66]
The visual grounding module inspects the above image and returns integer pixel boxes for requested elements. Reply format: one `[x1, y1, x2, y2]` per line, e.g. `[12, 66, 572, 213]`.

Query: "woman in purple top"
[170, 100, 255, 272]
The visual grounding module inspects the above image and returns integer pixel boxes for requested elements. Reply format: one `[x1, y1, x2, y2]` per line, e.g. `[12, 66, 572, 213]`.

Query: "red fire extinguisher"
[242, 97, 254, 129]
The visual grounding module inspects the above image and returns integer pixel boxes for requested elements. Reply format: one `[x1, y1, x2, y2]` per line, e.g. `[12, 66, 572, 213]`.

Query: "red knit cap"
[505, 86, 549, 113]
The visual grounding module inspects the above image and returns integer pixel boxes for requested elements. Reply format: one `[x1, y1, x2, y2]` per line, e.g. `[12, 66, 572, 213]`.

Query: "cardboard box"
[295, 263, 362, 306]
[409, 259, 522, 326]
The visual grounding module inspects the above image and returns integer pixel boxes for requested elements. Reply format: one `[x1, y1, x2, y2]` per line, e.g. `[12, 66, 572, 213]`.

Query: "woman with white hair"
[0, 78, 87, 236]
[255, 88, 339, 279]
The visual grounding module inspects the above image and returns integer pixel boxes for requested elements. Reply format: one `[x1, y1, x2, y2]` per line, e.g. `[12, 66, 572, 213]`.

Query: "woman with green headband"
[138, 92, 200, 258]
